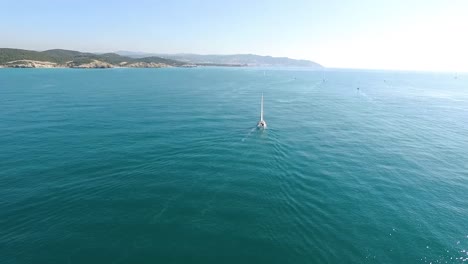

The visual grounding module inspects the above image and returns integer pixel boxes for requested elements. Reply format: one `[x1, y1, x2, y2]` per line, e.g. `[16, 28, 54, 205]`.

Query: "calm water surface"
[1, 68, 467, 263]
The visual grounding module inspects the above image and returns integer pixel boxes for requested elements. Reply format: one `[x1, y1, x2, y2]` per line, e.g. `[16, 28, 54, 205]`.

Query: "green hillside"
[0, 48, 184, 66]
[0, 48, 56, 64]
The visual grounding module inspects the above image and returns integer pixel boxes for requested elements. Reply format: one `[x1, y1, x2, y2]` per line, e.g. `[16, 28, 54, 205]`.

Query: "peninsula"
[0, 48, 323, 69]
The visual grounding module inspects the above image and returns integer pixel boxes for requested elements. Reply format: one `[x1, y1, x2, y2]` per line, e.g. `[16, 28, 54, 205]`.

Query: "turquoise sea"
[0, 68, 467, 263]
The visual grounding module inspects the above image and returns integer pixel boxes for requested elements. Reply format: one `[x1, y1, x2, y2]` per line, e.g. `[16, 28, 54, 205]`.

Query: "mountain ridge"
[115, 50, 323, 68]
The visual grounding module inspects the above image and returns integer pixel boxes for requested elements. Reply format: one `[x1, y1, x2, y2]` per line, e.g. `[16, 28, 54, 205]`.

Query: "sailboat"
[257, 93, 267, 129]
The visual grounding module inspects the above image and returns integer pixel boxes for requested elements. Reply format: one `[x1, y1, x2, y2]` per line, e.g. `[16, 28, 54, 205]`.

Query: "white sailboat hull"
[257, 120, 267, 129]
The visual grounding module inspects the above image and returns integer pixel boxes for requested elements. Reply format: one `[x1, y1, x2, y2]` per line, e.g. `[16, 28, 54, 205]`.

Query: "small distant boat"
[257, 93, 267, 129]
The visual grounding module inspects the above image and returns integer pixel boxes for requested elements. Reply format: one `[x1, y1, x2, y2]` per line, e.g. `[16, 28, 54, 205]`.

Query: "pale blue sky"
[2, 0, 468, 71]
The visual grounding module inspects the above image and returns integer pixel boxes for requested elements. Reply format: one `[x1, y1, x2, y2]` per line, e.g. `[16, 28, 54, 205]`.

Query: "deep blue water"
[1, 67, 467, 263]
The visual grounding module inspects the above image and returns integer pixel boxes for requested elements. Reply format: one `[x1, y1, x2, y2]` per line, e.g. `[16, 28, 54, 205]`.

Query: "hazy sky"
[2, 0, 468, 71]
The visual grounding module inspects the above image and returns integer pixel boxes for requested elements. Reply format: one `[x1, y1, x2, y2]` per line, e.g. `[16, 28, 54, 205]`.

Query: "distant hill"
[114, 50, 157, 58]
[115, 52, 323, 68]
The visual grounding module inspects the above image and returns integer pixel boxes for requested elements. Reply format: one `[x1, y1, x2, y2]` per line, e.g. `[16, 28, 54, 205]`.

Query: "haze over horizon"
[2, 0, 468, 71]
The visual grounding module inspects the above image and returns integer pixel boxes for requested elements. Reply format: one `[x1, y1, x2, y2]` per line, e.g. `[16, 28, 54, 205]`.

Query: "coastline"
[0, 59, 246, 69]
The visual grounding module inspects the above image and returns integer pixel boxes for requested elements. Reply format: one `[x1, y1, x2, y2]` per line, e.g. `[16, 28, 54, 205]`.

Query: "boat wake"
[241, 127, 258, 142]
